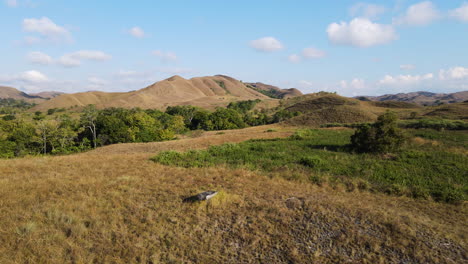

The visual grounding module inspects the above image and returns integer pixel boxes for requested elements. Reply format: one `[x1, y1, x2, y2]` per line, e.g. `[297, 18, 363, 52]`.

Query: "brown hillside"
[424, 102, 468, 120]
[283, 94, 397, 126]
[0, 86, 45, 102]
[361, 91, 468, 106]
[246, 82, 303, 99]
[32, 75, 269, 111]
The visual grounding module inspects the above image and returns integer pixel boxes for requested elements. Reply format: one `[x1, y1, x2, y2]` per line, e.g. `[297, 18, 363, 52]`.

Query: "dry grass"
[90, 124, 295, 155]
[0, 125, 467, 263]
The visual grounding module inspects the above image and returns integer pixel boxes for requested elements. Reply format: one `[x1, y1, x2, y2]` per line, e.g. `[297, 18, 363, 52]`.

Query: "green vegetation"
[0, 100, 299, 158]
[351, 112, 406, 153]
[152, 128, 467, 203]
[0, 98, 36, 114]
[246, 84, 283, 99]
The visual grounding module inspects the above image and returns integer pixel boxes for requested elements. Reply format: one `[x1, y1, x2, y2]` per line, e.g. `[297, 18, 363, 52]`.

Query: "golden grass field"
[0, 124, 466, 263]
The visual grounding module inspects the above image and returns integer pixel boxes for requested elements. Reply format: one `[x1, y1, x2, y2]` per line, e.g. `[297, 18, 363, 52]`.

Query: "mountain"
[32, 75, 271, 111]
[245, 82, 303, 99]
[358, 91, 468, 106]
[0, 86, 43, 101]
[0, 86, 64, 103]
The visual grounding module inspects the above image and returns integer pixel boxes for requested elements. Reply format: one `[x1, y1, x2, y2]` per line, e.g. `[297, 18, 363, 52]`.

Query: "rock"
[183, 191, 218, 203]
[285, 197, 304, 209]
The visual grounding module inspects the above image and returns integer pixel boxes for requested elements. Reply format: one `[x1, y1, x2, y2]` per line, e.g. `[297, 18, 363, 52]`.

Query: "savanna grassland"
[0, 124, 467, 263]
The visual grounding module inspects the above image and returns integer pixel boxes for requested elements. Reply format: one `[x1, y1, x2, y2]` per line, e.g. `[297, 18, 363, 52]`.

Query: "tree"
[36, 120, 59, 154]
[351, 112, 406, 153]
[165, 105, 199, 126]
[80, 105, 98, 148]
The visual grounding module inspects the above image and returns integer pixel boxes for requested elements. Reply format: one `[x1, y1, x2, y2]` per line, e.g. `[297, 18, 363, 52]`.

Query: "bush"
[351, 112, 406, 153]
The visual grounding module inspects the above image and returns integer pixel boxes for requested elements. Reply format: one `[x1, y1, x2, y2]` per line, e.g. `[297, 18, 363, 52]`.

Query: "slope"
[0, 125, 465, 263]
[32, 75, 270, 111]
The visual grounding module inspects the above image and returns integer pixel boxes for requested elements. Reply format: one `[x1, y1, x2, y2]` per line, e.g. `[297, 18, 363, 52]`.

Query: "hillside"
[32, 75, 271, 111]
[0, 125, 466, 263]
[359, 91, 468, 106]
[0, 86, 44, 102]
[245, 82, 303, 99]
[283, 94, 380, 126]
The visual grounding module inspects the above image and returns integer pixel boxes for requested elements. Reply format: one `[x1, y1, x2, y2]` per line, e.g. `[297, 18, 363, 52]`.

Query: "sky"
[0, 0, 467, 96]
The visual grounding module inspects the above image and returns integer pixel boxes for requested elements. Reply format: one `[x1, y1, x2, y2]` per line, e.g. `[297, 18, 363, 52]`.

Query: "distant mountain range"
[0, 75, 303, 111]
[0, 86, 63, 103]
[2, 78, 467, 110]
[357, 91, 468, 106]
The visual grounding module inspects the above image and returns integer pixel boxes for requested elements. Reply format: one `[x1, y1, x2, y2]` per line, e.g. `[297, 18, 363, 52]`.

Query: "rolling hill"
[0, 86, 63, 103]
[32, 75, 279, 111]
[245, 82, 303, 99]
[358, 91, 468, 106]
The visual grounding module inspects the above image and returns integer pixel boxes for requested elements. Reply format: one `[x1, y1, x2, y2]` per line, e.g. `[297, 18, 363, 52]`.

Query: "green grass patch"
[152, 129, 468, 203]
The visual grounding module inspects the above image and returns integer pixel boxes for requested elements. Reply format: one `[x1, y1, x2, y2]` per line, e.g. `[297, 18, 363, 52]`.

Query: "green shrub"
[351, 112, 406, 153]
[299, 156, 323, 168]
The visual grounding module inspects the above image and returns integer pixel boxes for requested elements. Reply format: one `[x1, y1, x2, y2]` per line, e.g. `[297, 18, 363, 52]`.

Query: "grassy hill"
[31, 75, 273, 111]
[359, 91, 468, 106]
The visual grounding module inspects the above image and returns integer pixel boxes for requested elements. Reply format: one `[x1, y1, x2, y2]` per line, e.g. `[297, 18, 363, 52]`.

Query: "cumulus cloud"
[302, 47, 326, 59]
[27, 51, 53, 65]
[22, 17, 72, 43]
[20, 70, 49, 82]
[400, 64, 415, 71]
[128, 26, 145, 38]
[288, 54, 301, 63]
[5, 0, 17, 7]
[249, 37, 284, 52]
[57, 50, 112, 67]
[0, 70, 49, 84]
[152, 50, 178, 63]
[327, 18, 397, 47]
[439, 66, 468, 80]
[394, 1, 440, 26]
[349, 3, 386, 19]
[449, 3, 468, 22]
[340, 78, 367, 90]
[379, 73, 433, 86]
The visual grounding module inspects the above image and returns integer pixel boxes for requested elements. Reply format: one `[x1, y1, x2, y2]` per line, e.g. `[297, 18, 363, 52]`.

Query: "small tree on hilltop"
[351, 112, 405, 153]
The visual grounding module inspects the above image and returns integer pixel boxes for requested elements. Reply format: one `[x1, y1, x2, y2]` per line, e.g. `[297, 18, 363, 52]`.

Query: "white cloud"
[302, 47, 326, 59]
[400, 64, 415, 70]
[152, 50, 178, 63]
[350, 3, 386, 19]
[449, 3, 468, 22]
[379, 73, 433, 86]
[288, 54, 301, 63]
[57, 50, 112, 67]
[327, 18, 397, 47]
[22, 17, 72, 43]
[249, 37, 284, 52]
[20, 70, 49, 82]
[27, 51, 53, 65]
[439, 66, 468, 80]
[5, 0, 17, 7]
[128, 26, 145, 38]
[394, 1, 440, 26]
[340, 78, 366, 89]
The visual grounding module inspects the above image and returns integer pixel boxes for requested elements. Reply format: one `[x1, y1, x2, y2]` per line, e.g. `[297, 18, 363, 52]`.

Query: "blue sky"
[0, 0, 467, 96]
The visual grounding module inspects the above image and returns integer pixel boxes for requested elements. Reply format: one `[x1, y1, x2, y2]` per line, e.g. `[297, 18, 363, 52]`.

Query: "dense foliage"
[153, 129, 467, 204]
[351, 112, 406, 153]
[0, 100, 299, 157]
[0, 98, 36, 115]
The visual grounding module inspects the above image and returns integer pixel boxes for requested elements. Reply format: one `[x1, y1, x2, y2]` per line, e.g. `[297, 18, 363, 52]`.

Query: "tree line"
[0, 100, 300, 158]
